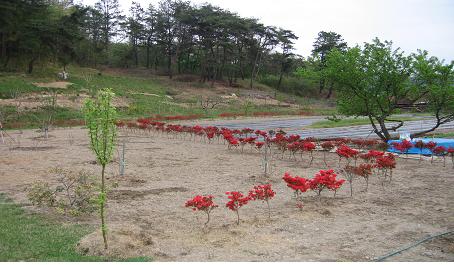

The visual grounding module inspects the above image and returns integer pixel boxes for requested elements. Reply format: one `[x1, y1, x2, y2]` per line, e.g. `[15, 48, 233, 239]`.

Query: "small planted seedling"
[83, 88, 117, 250]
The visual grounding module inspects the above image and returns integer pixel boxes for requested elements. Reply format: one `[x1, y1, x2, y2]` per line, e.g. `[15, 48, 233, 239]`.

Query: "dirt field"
[0, 126, 453, 261]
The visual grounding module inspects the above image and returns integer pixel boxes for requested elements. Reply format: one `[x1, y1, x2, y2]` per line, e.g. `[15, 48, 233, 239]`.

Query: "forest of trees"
[0, 0, 312, 89]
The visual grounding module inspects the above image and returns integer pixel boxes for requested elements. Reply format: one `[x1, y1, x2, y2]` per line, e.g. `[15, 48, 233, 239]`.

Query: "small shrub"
[225, 191, 251, 225]
[185, 195, 218, 226]
[26, 168, 98, 216]
[26, 181, 56, 207]
[248, 184, 275, 218]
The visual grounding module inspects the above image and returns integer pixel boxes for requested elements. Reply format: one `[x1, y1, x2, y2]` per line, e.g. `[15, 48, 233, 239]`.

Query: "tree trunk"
[326, 81, 334, 99]
[277, 69, 284, 90]
[28, 57, 37, 74]
[100, 164, 108, 250]
[319, 78, 325, 94]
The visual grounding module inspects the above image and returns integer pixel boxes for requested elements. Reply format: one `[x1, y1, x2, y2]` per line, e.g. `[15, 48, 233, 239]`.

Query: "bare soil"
[0, 92, 129, 110]
[0, 126, 453, 261]
[33, 81, 73, 89]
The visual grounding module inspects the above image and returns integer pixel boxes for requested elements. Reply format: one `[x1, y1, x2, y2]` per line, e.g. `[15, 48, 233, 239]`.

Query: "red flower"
[309, 169, 345, 196]
[185, 195, 218, 225]
[321, 141, 335, 151]
[424, 141, 437, 150]
[375, 154, 396, 169]
[225, 191, 251, 224]
[336, 145, 359, 159]
[282, 172, 311, 193]
[255, 141, 265, 149]
[360, 150, 384, 162]
[433, 146, 447, 155]
[249, 184, 275, 201]
[301, 141, 316, 152]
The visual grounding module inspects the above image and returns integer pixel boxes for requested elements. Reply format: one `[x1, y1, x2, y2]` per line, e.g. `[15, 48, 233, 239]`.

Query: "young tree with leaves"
[83, 88, 117, 250]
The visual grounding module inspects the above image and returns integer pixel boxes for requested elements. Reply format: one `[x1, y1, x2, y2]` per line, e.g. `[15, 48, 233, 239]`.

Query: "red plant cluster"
[248, 184, 275, 201]
[360, 150, 385, 162]
[375, 153, 396, 169]
[283, 170, 345, 202]
[185, 195, 218, 225]
[310, 169, 345, 196]
[283, 172, 311, 194]
[225, 191, 252, 224]
[344, 163, 374, 194]
[336, 144, 360, 166]
[248, 184, 275, 218]
[185, 195, 218, 212]
[392, 139, 413, 155]
[433, 146, 447, 155]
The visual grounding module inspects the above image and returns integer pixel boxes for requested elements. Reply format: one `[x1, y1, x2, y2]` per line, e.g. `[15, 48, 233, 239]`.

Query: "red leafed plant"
[375, 153, 396, 183]
[336, 145, 359, 166]
[414, 140, 425, 162]
[448, 147, 454, 168]
[249, 184, 275, 218]
[320, 141, 336, 166]
[309, 169, 345, 198]
[433, 146, 447, 167]
[344, 163, 373, 196]
[225, 191, 251, 225]
[425, 141, 437, 164]
[283, 172, 311, 203]
[392, 140, 413, 157]
[301, 141, 316, 165]
[255, 141, 265, 150]
[360, 150, 384, 163]
[185, 195, 218, 226]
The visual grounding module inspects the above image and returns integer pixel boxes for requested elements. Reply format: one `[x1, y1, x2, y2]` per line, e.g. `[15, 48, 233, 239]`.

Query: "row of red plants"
[185, 184, 275, 226]
[186, 169, 343, 226]
[392, 139, 454, 167]
[116, 117, 454, 169]
[185, 152, 397, 226]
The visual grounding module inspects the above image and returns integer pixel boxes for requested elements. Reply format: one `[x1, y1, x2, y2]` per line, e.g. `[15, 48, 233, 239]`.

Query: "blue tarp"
[388, 138, 454, 155]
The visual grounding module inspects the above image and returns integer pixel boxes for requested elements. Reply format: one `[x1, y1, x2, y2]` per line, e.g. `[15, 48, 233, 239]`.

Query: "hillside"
[0, 66, 336, 129]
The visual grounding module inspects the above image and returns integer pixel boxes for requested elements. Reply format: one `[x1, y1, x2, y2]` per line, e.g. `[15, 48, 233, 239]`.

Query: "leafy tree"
[326, 38, 413, 141]
[312, 31, 347, 98]
[122, 1, 145, 67]
[95, 0, 124, 59]
[83, 88, 117, 250]
[411, 50, 454, 137]
[276, 29, 298, 90]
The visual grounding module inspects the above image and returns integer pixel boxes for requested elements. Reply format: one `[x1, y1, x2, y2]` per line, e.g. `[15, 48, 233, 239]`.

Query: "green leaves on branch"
[83, 88, 118, 166]
[324, 38, 454, 140]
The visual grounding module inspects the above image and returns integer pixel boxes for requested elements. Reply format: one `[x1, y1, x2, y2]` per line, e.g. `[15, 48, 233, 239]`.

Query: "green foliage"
[26, 169, 98, 216]
[83, 88, 117, 166]
[412, 50, 454, 121]
[325, 38, 413, 140]
[82, 88, 117, 250]
[325, 38, 454, 140]
[259, 74, 317, 97]
[0, 194, 151, 261]
[26, 181, 56, 207]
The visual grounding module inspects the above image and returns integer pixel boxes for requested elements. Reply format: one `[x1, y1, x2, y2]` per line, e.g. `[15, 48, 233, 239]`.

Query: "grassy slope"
[0, 194, 149, 261]
[0, 66, 336, 129]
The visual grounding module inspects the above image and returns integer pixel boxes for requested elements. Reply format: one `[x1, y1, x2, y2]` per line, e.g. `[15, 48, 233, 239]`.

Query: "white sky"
[79, 0, 454, 61]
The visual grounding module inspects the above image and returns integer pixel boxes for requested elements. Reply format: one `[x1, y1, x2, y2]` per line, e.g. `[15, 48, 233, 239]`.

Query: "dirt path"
[0, 127, 453, 261]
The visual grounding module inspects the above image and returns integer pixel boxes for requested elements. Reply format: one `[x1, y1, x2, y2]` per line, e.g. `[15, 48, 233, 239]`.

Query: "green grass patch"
[309, 116, 421, 129]
[429, 131, 454, 139]
[0, 194, 150, 261]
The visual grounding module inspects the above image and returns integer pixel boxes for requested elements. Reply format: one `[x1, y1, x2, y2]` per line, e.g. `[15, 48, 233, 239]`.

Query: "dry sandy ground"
[0, 126, 453, 261]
